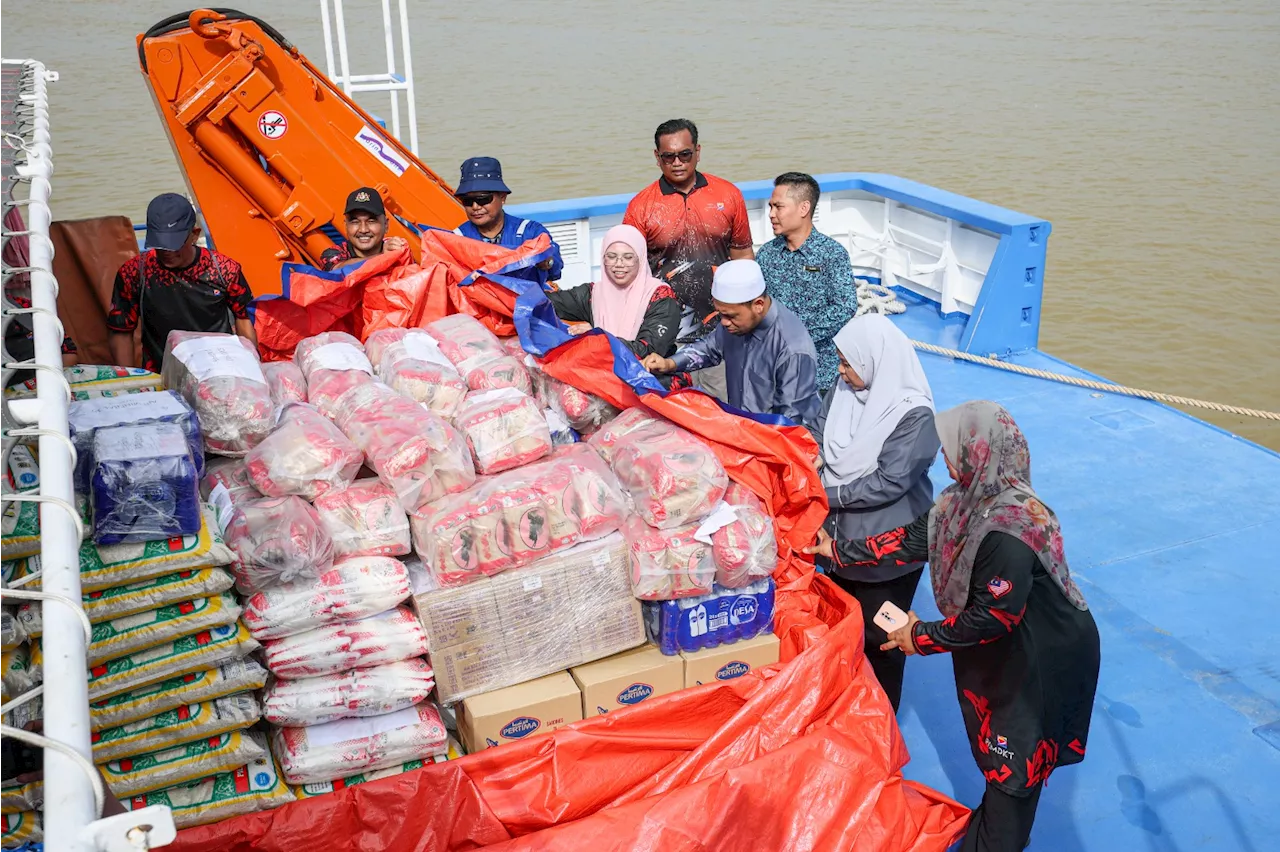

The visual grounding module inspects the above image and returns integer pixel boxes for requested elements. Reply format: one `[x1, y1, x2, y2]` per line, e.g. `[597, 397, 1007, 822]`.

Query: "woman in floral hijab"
[808, 401, 1100, 852]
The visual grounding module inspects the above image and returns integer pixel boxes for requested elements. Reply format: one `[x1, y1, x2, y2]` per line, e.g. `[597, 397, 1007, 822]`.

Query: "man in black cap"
[452, 156, 563, 286]
[107, 193, 256, 372]
[320, 187, 409, 271]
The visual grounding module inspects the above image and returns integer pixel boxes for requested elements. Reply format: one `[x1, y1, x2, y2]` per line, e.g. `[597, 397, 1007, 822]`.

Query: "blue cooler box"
[643, 578, 775, 655]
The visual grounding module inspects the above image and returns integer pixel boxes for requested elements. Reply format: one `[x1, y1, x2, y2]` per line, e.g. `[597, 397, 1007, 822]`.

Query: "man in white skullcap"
[643, 258, 822, 424]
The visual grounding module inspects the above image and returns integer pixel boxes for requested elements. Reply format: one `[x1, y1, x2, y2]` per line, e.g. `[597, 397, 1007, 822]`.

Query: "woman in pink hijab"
[546, 224, 681, 362]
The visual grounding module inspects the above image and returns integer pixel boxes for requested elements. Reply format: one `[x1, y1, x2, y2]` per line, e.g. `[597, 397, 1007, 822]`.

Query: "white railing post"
[1, 58, 96, 852]
[317, 0, 421, 156]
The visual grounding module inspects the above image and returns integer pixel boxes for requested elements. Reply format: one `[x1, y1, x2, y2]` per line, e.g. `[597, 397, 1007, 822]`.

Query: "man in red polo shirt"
[623, 119, 753, 400]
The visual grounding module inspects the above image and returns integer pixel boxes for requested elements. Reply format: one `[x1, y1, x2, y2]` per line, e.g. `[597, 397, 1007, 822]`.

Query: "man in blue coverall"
[452, 156, 564, 287]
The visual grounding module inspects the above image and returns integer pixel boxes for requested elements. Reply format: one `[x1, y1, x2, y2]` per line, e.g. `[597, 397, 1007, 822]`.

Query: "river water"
[5, 0, 1279, 448]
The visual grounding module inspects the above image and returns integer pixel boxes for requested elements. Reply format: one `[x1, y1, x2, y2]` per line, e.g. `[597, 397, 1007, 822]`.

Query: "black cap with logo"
[344, 187, 386, 217]
[144, 193, 198, 252]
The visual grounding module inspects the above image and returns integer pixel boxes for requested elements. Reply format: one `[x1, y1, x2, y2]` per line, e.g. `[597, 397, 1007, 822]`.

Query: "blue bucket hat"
[144, 193, 197, 252]
[456, 157, 511, 196]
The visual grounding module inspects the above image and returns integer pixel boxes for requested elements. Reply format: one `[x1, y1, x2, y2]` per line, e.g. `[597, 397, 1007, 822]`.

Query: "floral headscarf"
[927, 400, 1088, 618]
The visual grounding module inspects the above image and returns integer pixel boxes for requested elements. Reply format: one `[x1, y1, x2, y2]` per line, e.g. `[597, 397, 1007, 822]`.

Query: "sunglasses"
[457, 193, 495, 207]
[658, 149, 695, 165]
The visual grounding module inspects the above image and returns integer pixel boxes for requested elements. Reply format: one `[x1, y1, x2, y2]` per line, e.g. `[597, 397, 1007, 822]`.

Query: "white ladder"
[318, 0, 420, 155]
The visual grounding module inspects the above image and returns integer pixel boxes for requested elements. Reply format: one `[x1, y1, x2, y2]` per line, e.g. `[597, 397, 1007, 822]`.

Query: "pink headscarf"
[591, 224, 664, 341]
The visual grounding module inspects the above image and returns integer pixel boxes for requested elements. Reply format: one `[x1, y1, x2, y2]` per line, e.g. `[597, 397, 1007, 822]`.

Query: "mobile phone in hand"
[873, 601, 909, 633]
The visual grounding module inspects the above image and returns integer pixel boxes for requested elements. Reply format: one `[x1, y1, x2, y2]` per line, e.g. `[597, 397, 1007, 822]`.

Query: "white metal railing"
[1, 57, 176, 852]
[319, 0, 420, 155]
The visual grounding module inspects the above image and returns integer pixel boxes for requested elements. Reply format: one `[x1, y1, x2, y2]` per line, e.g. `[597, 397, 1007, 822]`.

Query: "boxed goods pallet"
[413, 533, 645, 703]
[679, 632, 780, 688]
[569, 645, 683, 718]
[457, 671, 581, 753]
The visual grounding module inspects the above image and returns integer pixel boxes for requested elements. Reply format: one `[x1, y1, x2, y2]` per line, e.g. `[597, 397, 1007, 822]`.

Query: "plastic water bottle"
[7, 446, 38, 490]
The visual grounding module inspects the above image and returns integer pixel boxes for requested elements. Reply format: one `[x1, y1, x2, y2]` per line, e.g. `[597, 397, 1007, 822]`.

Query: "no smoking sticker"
[257, 110, 288, 139]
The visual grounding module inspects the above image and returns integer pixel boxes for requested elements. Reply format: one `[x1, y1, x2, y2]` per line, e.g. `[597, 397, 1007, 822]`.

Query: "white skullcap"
[711, 259, 766, 304]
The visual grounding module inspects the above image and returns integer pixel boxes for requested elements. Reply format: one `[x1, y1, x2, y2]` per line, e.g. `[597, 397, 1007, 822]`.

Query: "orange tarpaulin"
[173, 234, 969, 851]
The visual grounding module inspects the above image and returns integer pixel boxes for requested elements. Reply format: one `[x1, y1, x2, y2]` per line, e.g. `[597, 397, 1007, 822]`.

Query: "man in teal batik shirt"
[756, 172, 858, 389]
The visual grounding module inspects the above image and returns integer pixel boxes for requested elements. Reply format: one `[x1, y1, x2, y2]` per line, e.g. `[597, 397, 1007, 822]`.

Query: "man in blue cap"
[107, 193, 257, 372]
[452, 157, 564, 286]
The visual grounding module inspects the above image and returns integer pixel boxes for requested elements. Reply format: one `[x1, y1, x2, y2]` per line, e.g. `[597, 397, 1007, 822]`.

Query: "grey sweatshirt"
[811, 397, 939, 583]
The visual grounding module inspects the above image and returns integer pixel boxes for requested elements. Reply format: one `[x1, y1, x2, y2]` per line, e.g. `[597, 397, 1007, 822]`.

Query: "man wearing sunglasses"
[452, 156, 564, 286]
[623, 119, 753, 401]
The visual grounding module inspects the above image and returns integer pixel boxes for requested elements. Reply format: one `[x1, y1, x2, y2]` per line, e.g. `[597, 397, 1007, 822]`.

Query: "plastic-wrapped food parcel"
[162, 331, 273, 456]
[68, 389, 204, 492]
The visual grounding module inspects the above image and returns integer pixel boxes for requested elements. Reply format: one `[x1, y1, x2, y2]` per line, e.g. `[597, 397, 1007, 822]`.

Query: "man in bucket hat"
[452, 156, 564, 286]
[108, 193, 256, 371]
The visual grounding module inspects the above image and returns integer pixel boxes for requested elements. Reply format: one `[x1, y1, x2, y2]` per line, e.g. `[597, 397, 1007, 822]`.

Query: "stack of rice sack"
[60, 334, 287, 828]
[3, 363, 162, 404]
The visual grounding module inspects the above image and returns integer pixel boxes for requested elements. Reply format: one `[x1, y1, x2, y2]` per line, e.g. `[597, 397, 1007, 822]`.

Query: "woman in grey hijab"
[810, 313, 937, 711]
[808, 400, 1100, 852]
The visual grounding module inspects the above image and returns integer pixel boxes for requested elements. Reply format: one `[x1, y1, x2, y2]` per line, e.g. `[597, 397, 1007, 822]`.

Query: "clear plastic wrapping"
[262, 657, 434, 726]
[363, 327, 411, 370]
[624, 516, 717, 601]
[242, 556, 411, 641]
[271, 701, 448, 786]
[244, 403, 364, 500]
[412, 533, 645, 703]
[594, 412, 728, 529]
[587, 407, 663, 464]
[262, 361, 308, 410]
[530, 362, 620, 435]
[293, 331, 371, 379]
[334, 383, 475, 514]
[162, 331, 273, 457]
[711, 505, 777, 588]
[455, 350, 532, 394]
[410, 444, 628, 587]
[69, 389, 204, 492]
[224, 496, 335, 594]
[312, 478, 410, 558]
[425, 314, 531, 393]
[724, 480, 768, 514]
[306, 368, 375, 421]
[262, 606, 427, 679]
[424, 313, 504, 364]
[642, 578, 776, 655]
[90, 422, 202, 545]
[455, 389, 553, 475]
[377, 332, 468, 420]
[201, 457, 261, 504]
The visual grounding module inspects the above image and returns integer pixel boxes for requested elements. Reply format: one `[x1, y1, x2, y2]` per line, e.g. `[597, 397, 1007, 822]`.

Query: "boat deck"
[896, 302, 1280, 851]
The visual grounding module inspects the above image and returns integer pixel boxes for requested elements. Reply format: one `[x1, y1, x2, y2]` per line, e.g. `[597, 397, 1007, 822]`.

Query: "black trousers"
[960, 781, 1044, 852]
[828, 567, 923, 712]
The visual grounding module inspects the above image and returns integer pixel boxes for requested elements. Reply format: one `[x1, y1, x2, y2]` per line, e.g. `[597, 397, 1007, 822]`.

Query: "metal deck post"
[318, 0, 421, 155]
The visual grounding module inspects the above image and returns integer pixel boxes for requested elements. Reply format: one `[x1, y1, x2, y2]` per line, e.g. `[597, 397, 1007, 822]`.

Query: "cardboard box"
[680, 633, 780, 688]
[413, 534, 646, 703]
[458, 671, 582, 753]
[570, 644, 684, 717]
